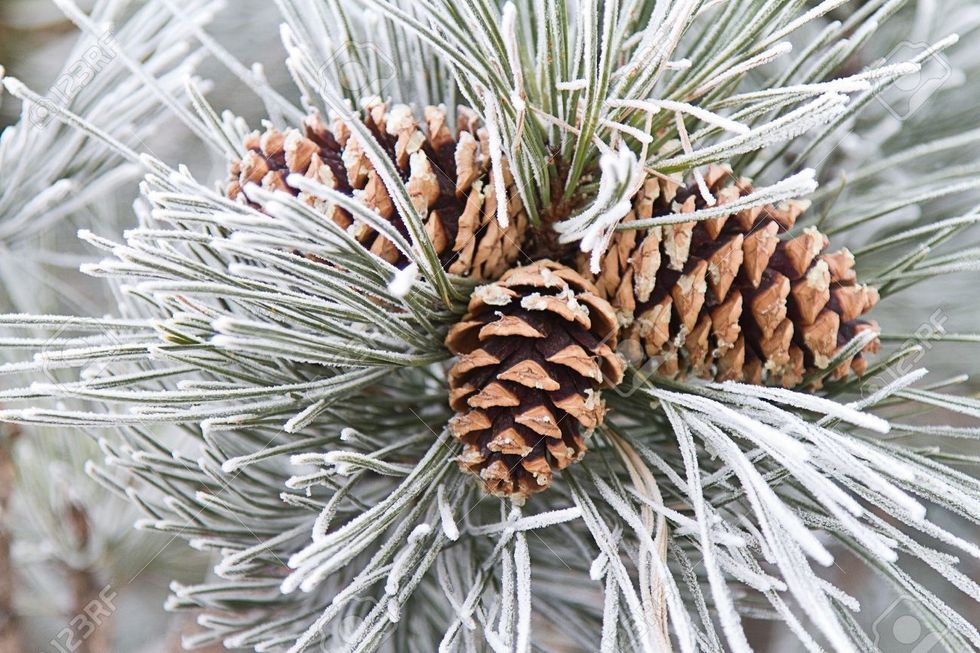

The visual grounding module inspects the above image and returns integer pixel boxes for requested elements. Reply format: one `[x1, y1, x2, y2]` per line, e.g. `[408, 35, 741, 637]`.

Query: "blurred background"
[0, 1, 288, 651]
[0, 1, 977, 652]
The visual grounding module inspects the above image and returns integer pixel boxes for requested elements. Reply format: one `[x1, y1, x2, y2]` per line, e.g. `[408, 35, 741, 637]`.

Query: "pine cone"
[582, 166, 879, 387]
[228, 100, 527, 281]
[445, 261, 625, 500]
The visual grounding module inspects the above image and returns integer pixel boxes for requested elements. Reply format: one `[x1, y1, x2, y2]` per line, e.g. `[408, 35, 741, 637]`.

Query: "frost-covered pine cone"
[581, 166, 880, 387]
[228, 99, 527, 280]
[446, 260, 623, 499]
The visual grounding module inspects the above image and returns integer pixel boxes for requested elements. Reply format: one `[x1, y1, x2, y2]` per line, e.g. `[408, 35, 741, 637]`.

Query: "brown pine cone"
[227, 100, 527, 281]
[581, 166, 879, 388]
[445, 261, 625, 500]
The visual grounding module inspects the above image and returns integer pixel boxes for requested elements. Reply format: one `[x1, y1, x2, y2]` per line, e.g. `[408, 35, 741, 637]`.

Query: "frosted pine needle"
[0, 1, 978, 652]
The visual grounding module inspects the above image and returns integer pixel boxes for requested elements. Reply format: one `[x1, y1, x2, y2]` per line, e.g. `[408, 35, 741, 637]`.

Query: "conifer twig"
[0, 425, 23, 653]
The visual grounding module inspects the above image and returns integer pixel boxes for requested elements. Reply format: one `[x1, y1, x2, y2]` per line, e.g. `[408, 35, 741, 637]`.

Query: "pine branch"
[0, 1, 978, 652]
[63, 500, 112, 653]
[0, 425, 23, 653]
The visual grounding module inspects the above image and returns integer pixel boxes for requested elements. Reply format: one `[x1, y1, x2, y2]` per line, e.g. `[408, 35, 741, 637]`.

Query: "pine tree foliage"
[0, 1, 978, 652]
[0, 0, 213, 254]
[0, 2, 224, 648]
